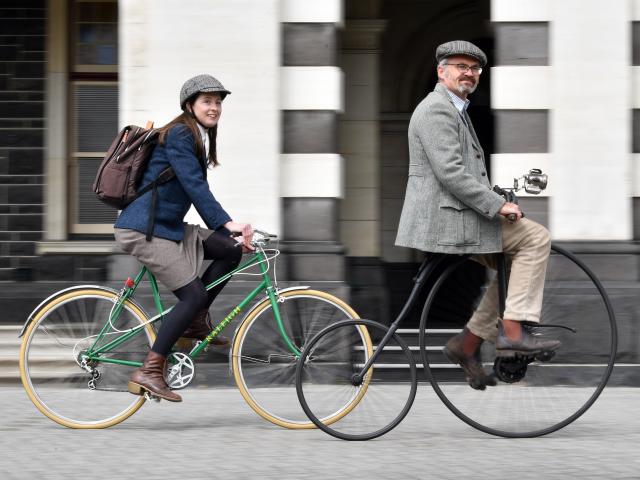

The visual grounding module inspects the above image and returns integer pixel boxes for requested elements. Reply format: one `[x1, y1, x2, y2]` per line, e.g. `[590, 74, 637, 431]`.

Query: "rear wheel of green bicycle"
[20, 288, 155, 428]
[420, 245, 617, 437]
[232, 289, 365, 429]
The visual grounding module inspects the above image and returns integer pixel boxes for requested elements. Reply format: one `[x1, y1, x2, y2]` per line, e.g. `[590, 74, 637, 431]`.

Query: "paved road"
[1, 383, 639, 480]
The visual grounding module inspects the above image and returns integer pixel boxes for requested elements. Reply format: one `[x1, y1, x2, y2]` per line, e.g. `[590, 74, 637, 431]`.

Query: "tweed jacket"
[114, 124, 231, 241]
[395, 83, 505, 254]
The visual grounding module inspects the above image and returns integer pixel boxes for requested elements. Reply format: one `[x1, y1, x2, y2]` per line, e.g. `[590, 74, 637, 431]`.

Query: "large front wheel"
[420, 245, 617, 437]
[20, 288, 155, 428]
[231, 289, 362, 428]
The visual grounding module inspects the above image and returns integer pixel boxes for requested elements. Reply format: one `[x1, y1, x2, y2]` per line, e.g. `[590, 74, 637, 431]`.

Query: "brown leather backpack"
[93, 121, 175, 210]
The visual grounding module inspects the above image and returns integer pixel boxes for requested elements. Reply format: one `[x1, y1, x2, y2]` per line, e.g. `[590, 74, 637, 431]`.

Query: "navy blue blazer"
[114, 124, 232, 241]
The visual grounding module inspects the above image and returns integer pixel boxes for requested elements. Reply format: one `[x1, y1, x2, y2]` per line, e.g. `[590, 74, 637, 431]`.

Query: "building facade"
[1, 0, 639, 337]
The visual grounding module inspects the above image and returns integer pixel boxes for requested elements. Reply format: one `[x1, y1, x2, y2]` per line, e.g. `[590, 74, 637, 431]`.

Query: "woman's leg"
[200, 231, 243, 308]
[179, 232, 242, 342]
[128, 279, 208, 401]
[151, 279, 209, 355]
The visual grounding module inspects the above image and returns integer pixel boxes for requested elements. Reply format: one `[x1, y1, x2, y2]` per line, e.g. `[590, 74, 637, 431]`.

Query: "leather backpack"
[93, 121, 175, 239]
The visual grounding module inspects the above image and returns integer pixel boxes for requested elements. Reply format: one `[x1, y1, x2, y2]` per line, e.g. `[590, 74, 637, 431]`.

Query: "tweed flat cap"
[180, 74, 231, 110]
[436, 40, 487, 67]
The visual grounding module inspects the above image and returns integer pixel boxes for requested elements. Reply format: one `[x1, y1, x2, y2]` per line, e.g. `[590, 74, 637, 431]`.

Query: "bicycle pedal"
[496, 349, 538, 360]
[535, 350, 556, 362]
[495, 349, 518, 358]
[143, 391, 161, 403]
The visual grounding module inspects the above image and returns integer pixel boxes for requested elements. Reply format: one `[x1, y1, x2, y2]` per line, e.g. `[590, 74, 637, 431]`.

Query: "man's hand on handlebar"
[499, 202, 523, 223]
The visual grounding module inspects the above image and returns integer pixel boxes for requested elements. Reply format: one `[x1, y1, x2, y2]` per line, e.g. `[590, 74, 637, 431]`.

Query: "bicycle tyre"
[420, 245, 617, 437]
[296, 319, 417, 441]
[231, 289, 365, 429]
[20, 288, 155, 428]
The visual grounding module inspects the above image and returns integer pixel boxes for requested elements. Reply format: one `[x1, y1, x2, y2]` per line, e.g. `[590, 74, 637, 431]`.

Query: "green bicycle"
[19, 230, 372, 429]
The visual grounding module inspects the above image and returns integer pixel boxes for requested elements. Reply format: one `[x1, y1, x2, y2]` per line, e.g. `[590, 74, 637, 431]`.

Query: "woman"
[114, 74, 253, 402]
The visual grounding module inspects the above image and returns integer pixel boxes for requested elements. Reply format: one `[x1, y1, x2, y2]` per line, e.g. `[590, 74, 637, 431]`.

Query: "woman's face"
[188, 93, 223, 128]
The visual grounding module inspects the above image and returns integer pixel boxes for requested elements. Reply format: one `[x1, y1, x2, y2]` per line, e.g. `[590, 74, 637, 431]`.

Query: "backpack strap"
[137, 166, 176, 241]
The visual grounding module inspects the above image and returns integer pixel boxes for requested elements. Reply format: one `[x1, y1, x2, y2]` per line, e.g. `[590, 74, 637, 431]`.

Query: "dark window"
[69, 0, 118, 232]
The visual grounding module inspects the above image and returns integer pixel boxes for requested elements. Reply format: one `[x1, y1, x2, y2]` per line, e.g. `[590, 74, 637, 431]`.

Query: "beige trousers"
[466, 217, 551, 342]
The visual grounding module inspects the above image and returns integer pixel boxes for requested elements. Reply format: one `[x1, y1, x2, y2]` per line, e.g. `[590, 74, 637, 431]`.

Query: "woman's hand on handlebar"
[499, 202, 523, 223]
[224, 221, 255, 252]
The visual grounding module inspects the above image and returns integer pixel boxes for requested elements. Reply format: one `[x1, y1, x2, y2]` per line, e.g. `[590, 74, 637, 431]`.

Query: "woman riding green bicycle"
[114, 74, 253, 402]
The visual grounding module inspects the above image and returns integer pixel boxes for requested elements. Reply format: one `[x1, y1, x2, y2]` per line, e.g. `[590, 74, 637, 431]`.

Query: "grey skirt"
[114, 224, 213, 291]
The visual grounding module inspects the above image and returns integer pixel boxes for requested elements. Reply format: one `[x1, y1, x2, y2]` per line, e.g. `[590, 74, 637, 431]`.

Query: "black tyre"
[420, 245, 617, 437]
[296, 319, 417, 441]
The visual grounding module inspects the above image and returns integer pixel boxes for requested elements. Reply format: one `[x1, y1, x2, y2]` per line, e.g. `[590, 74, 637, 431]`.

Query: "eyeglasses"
[443, 63, 483, 75]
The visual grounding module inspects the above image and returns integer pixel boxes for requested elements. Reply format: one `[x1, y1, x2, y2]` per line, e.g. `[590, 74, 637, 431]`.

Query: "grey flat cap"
[180, 74, 231, 110]
[436, 40, 487, 67]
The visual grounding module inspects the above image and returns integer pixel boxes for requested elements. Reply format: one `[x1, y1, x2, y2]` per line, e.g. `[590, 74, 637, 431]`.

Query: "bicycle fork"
[351, 255, 447, 385]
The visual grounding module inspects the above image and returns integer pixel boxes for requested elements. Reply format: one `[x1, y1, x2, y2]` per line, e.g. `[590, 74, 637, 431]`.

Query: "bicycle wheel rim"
[297, 319, 417, 441]
[421, 246, 617, 438]
[232, 290, 361, 428]
[20, 289, 154, 428]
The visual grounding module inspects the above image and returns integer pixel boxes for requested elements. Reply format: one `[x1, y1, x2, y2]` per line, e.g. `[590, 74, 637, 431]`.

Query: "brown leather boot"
[443, 329, 497, 391]
[180, 309, 230, 346]
[128, 351, 182, 402]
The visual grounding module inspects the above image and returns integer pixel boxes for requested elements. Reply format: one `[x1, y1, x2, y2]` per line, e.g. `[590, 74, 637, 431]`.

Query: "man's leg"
[444, 255, 499, 390]
[465, 254, 500, 342]
[496, 217, 560, 354]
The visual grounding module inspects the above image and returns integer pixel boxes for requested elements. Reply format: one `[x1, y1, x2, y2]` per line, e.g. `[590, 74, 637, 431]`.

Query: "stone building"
[1, 0, 639, 354]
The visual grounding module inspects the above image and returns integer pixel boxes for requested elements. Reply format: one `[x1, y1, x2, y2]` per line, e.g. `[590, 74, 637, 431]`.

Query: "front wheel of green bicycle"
[20, 288, 155, 428]
[231, 289, 364, 429]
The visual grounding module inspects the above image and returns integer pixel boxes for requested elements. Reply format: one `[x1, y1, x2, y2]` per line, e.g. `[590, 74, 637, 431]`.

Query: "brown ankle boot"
[128, 351, 182, 402]
[180, 309, 229, 346]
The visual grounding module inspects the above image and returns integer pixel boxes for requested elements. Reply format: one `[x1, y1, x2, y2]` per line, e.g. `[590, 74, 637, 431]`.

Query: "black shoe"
[495, 323, 561, 357]
[443, 330, 497, 391]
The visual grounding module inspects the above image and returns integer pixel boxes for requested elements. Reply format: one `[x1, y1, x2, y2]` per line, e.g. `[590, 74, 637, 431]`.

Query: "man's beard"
[456, 79, 477, 95]
[444, 70, 477, 95]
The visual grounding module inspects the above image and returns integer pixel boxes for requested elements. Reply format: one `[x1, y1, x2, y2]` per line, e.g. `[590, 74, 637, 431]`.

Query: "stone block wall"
[0, 0, 45, 281]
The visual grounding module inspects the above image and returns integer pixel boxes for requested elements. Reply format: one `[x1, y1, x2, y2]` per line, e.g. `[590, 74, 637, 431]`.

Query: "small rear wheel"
[296, 319, 417, 440]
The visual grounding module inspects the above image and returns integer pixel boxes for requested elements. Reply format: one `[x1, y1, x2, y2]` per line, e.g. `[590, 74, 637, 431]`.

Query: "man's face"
[437, 55, 481, 98]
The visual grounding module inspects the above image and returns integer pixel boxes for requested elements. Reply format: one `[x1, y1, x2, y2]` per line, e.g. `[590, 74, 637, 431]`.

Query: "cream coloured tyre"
[20, 288, 155, 428]
[231, 289, 371, 428]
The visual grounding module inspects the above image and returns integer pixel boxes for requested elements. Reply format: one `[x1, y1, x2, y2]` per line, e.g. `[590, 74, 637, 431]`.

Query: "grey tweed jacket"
[395, 83, 505, 254]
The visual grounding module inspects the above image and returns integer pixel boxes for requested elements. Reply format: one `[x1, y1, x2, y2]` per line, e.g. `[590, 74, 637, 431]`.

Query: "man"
[395, 40, 559, 390]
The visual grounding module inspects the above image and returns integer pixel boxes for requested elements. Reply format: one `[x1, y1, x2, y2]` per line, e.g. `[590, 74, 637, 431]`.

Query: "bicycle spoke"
[20, 289, 153, 428]
[421, 247, 617, 437]
[233, 290, 361, 428]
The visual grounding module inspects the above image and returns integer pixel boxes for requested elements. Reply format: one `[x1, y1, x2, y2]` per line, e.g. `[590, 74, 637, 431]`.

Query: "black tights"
[151, 232, 242, 355]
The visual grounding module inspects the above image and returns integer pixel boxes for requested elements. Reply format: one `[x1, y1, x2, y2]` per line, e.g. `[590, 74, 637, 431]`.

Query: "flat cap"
[436, 40, 487, 67]
[180, 74, 231, 110]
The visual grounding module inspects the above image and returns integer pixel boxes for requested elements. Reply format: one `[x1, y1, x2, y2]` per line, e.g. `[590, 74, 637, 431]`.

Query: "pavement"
[1, 383, 640, 480]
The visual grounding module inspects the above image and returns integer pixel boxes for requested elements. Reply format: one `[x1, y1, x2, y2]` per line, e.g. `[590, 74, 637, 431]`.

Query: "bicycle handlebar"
[230, 229, 278, 247]
[493, 185, 523, 223]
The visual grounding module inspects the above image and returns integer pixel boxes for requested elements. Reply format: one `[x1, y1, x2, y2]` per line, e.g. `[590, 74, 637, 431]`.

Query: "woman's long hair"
[157, 105, 219, 168]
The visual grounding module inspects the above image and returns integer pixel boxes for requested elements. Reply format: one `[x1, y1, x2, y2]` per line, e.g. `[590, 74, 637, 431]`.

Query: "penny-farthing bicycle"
[295, 170, 617, 440]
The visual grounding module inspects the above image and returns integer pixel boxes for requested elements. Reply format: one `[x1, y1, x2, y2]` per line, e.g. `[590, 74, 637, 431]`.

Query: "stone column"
[550, 0, 632, 240]
[280, 0, 346, 281]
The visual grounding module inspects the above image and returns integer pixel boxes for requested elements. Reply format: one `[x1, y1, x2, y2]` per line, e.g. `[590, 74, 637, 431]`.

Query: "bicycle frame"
[83, 247, 301, 369]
